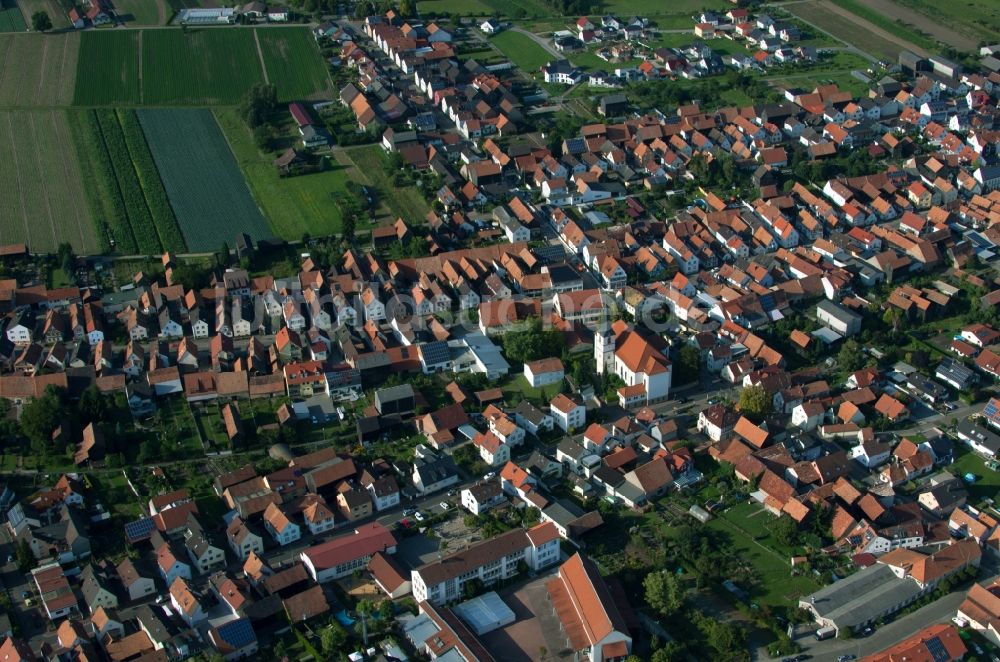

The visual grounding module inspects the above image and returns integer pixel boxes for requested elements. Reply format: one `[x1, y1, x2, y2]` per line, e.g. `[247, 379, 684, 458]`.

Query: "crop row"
[116, 109, 187, 253]
[69, 110, 138, 254]
[94, 110, 161, 255]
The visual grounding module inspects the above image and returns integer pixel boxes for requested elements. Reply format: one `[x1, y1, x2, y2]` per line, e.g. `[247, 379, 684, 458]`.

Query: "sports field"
[139, 108, 271, 251]
[0, 33, 78, 106]
[0, 0, 25, 31]
[215, 108, 355, 240]
[256, 27, 330, 101]
[489, 30, 552, 75]
[0, 110, 100, 254]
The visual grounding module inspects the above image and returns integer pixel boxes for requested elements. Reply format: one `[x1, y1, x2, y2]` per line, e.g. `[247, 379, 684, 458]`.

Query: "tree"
[676, 344, 700, 384]
[239, 83, 278, 129]
[79, 385, 108, 424]
[398, 0, 415, 16]
[31, 10, 51, 31]
[57, 242, 75, 281]
[837, 339, 866, 372]
[651, 642, 686, 662]
[20, 385, 65, 449]
[644, 570, 686, 617]
[341, 213, 356, 244]
[217, 242, 231, 268]
[772, 514, 800, 548]
[738, 384, 772, 421]
[319, 623, 347, 656]
[15, 538, 35, 573]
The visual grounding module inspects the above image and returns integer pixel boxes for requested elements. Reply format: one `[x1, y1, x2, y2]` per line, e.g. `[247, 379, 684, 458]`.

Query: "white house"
[474, 432, 511, 467]
[461, 481, 506, 516]
[550, 394, 586, 432]
[850, 438, 892, 468]
[264, 503, 301, 546]
[791, 401, 824, 431]
[524, 357, 565, 387]
[302, 499, 337, 536]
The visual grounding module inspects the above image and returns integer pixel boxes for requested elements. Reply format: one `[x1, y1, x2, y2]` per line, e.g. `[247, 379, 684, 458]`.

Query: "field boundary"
[253, 28, 269, 84]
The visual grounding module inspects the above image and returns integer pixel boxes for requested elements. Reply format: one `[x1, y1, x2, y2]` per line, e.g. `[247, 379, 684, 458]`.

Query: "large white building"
[411, 522, 560, 604]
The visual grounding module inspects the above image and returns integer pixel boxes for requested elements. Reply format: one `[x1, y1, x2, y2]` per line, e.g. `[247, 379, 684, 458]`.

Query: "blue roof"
[124, 517, 155, 543]
[216, 618, 256, 648]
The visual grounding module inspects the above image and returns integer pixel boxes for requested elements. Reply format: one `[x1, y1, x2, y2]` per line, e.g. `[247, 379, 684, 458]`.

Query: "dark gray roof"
[419, 341, 451, 366]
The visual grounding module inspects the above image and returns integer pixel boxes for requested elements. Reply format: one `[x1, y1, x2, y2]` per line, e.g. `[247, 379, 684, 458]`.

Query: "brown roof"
[546, 553, 629, 650]
[283, 585, 330, 622]
[367, 551, 409, 594]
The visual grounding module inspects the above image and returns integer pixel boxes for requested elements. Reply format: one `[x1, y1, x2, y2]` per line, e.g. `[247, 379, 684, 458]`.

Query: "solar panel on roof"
[924, 636, 948, 662]
[219, 618, 255, 647]
[420, 341, 451, 365]
[124, 517, 155, 542]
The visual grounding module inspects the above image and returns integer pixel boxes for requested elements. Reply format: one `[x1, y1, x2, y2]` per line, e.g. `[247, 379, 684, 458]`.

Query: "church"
[595, 319, 672, 407]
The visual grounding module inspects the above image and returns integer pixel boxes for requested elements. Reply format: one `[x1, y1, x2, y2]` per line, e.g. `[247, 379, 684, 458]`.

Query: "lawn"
[344, 144, 430, 224]
[256, 27, 331, 102]
[500, 375, 565, 405]
[215, 107, 359, 241]
[113, 0, 165, 24]
[139, 108, 272, 250]
[0, 110, 101, 253]
[489, 30, 552, 75]
[0, 0, 25, 31]
[0, 33, 78, 107]
[706, 503, 821, 606]
[951, 445, 1000, 504]
[418, 0, 493, 14]
[600, 0, 729, 16]
[17, 0, 68, 29]
[157, 398, 204, 456]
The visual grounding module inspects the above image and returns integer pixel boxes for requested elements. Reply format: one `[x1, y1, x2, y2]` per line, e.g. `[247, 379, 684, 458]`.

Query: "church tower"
[595, 320, 615, 375]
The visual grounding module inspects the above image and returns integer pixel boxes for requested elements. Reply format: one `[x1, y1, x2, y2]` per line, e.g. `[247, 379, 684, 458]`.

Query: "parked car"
[439, 501, 450, 511]
[413, 511, 425, 522]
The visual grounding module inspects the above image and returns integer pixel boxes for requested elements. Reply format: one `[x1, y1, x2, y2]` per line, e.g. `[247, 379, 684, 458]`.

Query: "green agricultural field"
[0, 0, 25, 31]
[0, 110, 101, 254]
[74, 30, 141, 105]
[116, 109, 187, 252]
[489, 30, 552, 75]
[0, 33, 78, 106]
[138, 108, 271, 251]
[215, 108, 359, 240]
[788, 1, 908, 61]
[68, 109, 137, 253]
[142, 28, 263, 105]
[256, 27, 330, 101]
